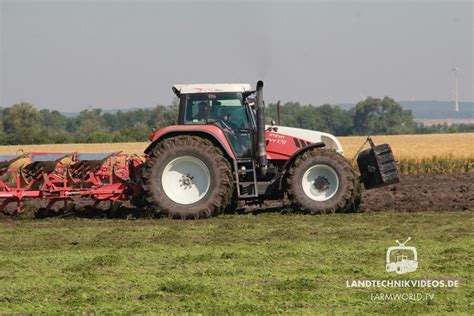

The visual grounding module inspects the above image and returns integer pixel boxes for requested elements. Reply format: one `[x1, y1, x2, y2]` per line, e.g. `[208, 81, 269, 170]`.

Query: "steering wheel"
[223, 117, 241, 131]
[218, 118, 244, 143]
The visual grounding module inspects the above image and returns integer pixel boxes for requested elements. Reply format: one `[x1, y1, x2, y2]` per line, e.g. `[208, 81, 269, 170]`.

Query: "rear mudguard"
[145, 125, 236, 160]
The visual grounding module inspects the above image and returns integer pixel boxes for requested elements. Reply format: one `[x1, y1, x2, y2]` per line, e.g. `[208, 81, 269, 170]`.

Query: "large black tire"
[142, 136, 234, 219]
[287, 149, 357, 214]
[343, 170, 362, 213]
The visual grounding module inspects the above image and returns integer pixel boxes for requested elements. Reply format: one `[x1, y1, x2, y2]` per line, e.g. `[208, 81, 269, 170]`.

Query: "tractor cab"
[173, 84, 257, 159]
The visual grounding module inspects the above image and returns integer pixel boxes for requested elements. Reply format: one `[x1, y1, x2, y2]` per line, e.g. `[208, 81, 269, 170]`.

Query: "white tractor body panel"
[173, 83, 252, 95]
[266, 125, 345, 155]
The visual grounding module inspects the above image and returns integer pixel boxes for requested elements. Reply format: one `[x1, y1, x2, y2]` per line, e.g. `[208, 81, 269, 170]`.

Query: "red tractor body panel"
[145, 125, 310, 160]
[266, 131, 297, 160]
[147, 126, 313, 161]
[265, 131, 314, 160]
[147, 125, 237, 160]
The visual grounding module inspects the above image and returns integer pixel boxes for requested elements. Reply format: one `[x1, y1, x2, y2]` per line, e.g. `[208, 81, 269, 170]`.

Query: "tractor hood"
[265, 125, 344, 155]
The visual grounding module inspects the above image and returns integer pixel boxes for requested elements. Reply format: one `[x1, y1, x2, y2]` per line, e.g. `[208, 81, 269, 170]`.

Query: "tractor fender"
[277, 142, 326, 189]
[144, 125, 236, 160]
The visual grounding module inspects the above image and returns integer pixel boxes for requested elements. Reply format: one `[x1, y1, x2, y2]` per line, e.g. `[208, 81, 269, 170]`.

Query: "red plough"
[0, 152, 143, 212]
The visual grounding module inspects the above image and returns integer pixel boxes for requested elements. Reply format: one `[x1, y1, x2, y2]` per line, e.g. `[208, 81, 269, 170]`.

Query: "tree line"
[266, 97, 473, 136]
[0, 97, 472, 145]
[0, 103, 178, 145]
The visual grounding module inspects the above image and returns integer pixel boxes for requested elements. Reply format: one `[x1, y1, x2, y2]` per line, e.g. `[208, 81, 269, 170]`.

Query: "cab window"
[184, 92, 249, 128]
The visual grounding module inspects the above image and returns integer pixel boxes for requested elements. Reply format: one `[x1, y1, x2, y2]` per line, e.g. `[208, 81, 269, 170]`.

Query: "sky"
[0, 0, 473, 111]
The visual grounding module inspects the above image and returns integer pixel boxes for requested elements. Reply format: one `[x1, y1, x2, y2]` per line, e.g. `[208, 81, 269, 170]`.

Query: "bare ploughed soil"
[359, 172, 473, 212]
[1, 173, 472, 219]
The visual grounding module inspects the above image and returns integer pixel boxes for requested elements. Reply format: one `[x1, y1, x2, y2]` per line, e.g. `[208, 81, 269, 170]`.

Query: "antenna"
[276, 100, 281, 125]
[396, 237, 411, 246]
[451, 59, 460, 112]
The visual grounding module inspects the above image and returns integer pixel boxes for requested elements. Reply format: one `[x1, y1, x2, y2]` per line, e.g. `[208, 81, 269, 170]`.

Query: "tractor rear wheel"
[287, 149, 357, 214]
[143, 136, 234, 219]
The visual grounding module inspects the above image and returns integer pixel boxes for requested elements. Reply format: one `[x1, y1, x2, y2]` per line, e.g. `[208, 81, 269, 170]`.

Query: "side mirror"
[271, 120, 276, 126]
[246, 97, 256, 109]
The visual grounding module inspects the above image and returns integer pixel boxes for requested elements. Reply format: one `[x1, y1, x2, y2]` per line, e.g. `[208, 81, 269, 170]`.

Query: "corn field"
[396, 156, 474, 174]
[339, 133, 474, 159]
[350, 156, 474, 175]
[341, 133, 474, 174]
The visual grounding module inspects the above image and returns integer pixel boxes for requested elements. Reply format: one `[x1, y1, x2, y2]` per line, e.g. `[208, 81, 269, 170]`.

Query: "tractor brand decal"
[386, 237, 418, 274]
[267, 133, 287, 145]
[193, 87, 223, 92]
[268, 133, 285, 139]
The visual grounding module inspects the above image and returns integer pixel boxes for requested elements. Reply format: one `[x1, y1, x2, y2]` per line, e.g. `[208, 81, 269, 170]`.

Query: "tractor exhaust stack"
[256, 80, 268, 175]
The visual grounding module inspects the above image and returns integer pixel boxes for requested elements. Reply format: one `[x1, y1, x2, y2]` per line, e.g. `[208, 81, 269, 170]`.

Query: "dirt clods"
[359, 172, 473, 212]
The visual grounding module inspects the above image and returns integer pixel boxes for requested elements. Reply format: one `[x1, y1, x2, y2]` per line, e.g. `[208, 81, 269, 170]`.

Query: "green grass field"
[0, 211, 472, 314]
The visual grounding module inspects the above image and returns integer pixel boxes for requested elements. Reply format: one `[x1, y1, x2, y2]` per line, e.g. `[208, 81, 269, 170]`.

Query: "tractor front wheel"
[143, 136, 234, 219]
[287, 150, 357, 214]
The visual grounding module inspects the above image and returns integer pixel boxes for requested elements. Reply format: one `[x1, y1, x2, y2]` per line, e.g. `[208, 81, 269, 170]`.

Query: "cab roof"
[172, 83, 253, 96]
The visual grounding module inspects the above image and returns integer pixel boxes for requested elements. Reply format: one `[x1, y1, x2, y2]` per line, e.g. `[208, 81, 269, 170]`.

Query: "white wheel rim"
[302, 164, 339, 202]
[161, 156, 211, 205]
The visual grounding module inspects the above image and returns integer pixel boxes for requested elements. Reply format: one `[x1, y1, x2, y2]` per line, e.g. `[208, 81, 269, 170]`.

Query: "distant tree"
[86, 131, 113, 143]
[39, 109, 68, 130]
[118, 123, 150, 141]
[49, 131, 74, 144]
[353, 97, 415, 135]
[36, 109, 70, 143]
[76, 109, 105, 142]
[0, 107, 4, 132]
[0, 107, 6, 145]
[314, 104, 354, 135]
[102, 112, 119, 131]
[266, 102, 354, 136]
[2, 102, 42, 144]
[148, 105, 178, 129]
[116, 109, 149, 130]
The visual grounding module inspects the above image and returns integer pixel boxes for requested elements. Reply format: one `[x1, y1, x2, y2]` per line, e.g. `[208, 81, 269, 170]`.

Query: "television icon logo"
[386, 237, 418, 274]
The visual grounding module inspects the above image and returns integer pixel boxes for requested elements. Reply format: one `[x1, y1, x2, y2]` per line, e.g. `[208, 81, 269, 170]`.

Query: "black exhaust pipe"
[256, 80, 268, 175]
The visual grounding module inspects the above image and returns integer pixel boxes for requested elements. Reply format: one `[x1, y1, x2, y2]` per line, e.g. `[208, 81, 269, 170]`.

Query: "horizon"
[4, 95, 474, 113]
[3, 99, 472, 118]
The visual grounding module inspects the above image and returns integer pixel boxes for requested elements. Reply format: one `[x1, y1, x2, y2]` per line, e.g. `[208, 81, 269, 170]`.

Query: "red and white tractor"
[140, 81, 399, 218]
[0, 81, 399, 219]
